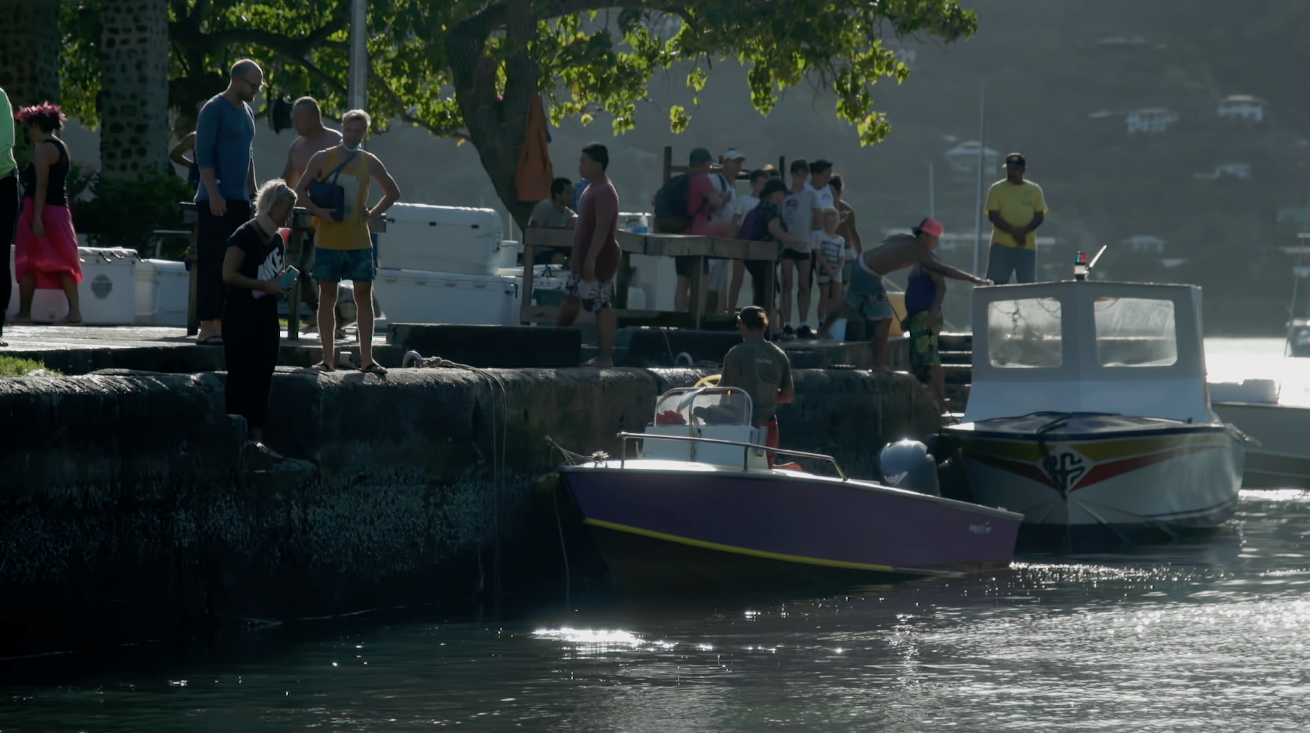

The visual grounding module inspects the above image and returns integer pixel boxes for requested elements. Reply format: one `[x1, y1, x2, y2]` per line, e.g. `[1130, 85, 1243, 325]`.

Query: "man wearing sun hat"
[817, 218, 991, 369]
[984, 152, 1047, 284]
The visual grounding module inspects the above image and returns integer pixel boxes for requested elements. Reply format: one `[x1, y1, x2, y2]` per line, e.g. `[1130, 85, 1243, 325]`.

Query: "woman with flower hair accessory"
[12, 101, 82, 325]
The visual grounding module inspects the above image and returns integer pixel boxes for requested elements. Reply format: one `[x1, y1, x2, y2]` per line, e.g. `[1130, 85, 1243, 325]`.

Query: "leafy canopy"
[61, 0, 976, 145]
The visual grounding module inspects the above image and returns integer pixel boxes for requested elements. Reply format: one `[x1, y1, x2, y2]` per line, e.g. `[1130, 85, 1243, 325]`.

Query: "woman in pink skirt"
[12, 102, 82, 325]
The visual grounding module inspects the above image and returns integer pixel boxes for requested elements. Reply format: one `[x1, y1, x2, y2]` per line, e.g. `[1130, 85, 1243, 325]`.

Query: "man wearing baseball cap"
[721, 305, 794, 467]
[817, 218, 990, 369]
[707, 148, 746, 312]
[984, 153, 1048, 284]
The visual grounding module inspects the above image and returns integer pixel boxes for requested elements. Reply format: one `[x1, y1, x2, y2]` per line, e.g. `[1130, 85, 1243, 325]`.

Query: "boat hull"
[944, 415, 1243, 542]
[559, 461, 1021, 595]
[1212, 401, 1310, 489]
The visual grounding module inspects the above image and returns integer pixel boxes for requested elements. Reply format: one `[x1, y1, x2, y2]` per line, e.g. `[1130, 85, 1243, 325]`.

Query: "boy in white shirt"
[812, 207, 845, 319]
[726, 168, 768, 313]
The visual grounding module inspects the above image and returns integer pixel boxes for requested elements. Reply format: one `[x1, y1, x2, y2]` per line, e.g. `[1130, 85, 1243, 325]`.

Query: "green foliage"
[76, 167, 196, 255]
[58, 0, 976, 145]
[0, 357, 60, 378]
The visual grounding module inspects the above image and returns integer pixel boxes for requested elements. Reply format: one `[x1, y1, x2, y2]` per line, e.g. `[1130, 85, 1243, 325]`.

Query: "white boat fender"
[878, 440, 941, 497]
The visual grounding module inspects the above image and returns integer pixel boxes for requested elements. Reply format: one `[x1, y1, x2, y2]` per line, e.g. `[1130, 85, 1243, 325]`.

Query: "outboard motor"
[878, 439, 941, 497]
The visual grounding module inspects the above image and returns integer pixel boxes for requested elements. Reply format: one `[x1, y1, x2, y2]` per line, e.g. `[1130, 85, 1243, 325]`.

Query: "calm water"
[3, 339, 1308, 732]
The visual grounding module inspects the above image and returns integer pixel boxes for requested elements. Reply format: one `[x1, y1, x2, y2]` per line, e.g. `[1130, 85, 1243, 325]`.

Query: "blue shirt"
[194, 93, 255, 202]
[905, 253, 940, 316]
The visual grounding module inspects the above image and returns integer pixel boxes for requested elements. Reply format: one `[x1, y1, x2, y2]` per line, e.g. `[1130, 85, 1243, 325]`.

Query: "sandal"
[197, 334, 224, 346]
[309, 361, 335, 372]
[359, 362, 387, 375]
[60, 317, 84, 326]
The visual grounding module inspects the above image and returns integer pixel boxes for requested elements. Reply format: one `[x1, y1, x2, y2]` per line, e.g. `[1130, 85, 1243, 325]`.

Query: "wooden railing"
[521, 227, 776, 329]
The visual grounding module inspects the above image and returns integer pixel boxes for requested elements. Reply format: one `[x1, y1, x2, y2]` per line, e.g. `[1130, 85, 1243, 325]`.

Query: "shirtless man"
[280, 97, 342, 323]
[816, 218, 991, 369]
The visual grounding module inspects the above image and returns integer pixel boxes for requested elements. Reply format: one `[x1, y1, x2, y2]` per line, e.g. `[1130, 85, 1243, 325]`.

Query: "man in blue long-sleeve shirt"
[193, 59, 261, 345]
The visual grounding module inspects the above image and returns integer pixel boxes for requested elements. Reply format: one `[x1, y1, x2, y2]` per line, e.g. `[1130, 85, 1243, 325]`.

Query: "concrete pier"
[0, 361, 940, 657]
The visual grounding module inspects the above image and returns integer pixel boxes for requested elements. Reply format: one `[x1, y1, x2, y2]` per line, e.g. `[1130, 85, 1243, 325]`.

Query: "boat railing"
[616, 431, 848, 481]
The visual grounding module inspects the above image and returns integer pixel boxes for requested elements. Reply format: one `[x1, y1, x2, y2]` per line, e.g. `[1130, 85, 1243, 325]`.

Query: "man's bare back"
[283, 127, 342, 187]
[861, 233, 933, 277]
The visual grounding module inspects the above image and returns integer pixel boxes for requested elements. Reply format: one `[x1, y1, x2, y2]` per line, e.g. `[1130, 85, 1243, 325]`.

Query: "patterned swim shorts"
[564, 272, 615, 313]
[313, 247, 376, 283]
[906, 311, 942, 377]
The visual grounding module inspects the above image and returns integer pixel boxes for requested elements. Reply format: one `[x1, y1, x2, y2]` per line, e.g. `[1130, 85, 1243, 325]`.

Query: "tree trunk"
[98, 0, 171, 179]
[445, 0, 538, 229]
[0, 0, 59, 108]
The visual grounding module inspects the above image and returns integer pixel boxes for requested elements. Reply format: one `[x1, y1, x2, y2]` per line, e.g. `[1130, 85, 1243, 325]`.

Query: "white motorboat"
[941, 278, 1247, 542]
[1210, 379, 1310, 489]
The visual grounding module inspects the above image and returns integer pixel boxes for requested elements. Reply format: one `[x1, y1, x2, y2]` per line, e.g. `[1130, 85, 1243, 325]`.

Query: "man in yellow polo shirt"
[984, 153, 1047, 284]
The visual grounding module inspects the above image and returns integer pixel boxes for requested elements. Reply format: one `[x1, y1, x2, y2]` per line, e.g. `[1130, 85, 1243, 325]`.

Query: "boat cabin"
[639, 387, 770, 469]
[964, 281, 1214, 425]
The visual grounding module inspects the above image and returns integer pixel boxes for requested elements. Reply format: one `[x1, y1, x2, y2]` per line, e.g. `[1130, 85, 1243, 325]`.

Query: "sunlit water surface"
[2, 340, 1308, 731]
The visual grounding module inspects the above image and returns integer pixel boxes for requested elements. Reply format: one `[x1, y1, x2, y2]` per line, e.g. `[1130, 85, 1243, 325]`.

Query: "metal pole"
[972, 79, 987, 277]
[928, 162, 935, 220]
[347, 0, 368, 112]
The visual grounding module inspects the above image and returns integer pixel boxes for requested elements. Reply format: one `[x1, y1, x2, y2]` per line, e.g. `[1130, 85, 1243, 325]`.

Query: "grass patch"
[0, 356, 60, 377]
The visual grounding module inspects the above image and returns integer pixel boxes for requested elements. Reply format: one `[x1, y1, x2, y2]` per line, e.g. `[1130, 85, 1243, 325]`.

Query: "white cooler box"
[134, 259, 189, 326]
[7, 245, 139, 325]
[373, 268, 521, 327]
[377, 203, 509, 276]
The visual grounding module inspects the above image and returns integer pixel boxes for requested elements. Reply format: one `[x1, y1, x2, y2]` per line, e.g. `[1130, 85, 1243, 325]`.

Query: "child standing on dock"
[903, 238, 948, 413]
[812, 207, 845, 324]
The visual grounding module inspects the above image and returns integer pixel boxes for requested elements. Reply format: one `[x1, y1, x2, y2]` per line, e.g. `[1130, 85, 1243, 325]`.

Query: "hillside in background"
[56, 0, 1310, 333]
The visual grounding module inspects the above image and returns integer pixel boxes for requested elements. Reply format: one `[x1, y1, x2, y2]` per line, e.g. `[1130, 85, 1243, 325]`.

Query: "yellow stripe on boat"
[1073, 433, 1231, 462]
[583, 518, 897, 573]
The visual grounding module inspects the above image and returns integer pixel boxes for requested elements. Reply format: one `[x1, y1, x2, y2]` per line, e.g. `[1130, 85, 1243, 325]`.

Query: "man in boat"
[721, 305, 794, 467]
[816, 218, 991, 369]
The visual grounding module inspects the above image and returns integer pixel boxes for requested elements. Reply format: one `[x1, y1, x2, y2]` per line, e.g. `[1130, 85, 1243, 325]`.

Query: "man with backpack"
[654, 147, 728, 312]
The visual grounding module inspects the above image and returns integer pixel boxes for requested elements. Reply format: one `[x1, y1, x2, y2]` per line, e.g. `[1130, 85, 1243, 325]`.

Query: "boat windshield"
[652, 387, 754, 427]
[987, 298, 1064, 368]
[1093, 297, 1178, 367]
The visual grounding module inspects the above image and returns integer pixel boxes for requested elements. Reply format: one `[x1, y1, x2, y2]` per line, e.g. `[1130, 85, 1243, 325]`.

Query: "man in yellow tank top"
[294, 109, 400, 374]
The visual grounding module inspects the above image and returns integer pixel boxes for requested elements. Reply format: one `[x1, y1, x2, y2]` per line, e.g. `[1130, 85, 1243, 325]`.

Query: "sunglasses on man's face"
[239, 77, 265, 91]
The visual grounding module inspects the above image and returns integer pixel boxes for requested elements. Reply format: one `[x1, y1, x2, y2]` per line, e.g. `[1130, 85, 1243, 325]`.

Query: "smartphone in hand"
[277, 266, 299, 289]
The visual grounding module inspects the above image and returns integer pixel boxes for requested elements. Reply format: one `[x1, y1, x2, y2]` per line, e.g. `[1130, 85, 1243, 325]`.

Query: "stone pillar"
[98, 0, 170, 179]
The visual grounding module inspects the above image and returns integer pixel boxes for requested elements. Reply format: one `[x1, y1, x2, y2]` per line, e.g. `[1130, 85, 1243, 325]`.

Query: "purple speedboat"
[557, 387, 1022, 595]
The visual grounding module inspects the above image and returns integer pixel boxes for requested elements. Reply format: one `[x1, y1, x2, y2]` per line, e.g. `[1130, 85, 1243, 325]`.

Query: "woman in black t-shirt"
[221, 179, 296, 448]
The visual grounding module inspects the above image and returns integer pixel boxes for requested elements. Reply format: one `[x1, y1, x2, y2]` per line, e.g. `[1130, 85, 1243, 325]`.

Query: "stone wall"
[0, 366, 940, 656]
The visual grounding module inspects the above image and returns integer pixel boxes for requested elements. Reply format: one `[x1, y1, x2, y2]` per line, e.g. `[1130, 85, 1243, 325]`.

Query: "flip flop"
[309, 361, 335, 372]
[359, 362, 387, 375]
[60, 317, 84, 326]
[197, 335, 224, 346]
[579, 357, 613, 369]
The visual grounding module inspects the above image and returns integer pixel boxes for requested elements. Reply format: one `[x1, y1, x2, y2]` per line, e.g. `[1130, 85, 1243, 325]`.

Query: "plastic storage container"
[373, 268, 521, 327]
[134, 259, 189, 326]
[376, 204, 507, 276]
[6, 245, 139, 325]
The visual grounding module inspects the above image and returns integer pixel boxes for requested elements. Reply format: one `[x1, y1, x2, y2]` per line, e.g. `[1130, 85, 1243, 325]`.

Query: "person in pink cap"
[817, 218, 990, 370]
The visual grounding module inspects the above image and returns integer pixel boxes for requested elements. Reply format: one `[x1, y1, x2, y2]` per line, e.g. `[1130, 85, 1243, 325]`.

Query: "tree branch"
[304, 0, 353, 48]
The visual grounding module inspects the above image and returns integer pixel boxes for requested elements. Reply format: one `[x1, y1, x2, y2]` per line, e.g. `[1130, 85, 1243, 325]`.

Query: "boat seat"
[640, 424, 769, 469]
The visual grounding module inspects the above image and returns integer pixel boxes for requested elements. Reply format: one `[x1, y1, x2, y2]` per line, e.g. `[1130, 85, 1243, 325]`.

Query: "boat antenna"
[1086, 244, 1109, 274]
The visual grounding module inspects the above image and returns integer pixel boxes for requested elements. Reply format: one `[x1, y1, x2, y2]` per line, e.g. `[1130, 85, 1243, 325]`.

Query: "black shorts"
[675, 255, 710, 277]
[780, 248, 810, 262]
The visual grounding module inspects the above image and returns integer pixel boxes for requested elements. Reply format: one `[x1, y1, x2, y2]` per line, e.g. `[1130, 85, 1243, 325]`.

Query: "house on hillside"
[1095, 35, 1150, 49]
[1216, 95, 1266, 123]
[1126, 108, 1179, 134]
[1193, 163, 1252, 181]
[1122, 235, 1166, 254]
[943, 141, 1000, 175]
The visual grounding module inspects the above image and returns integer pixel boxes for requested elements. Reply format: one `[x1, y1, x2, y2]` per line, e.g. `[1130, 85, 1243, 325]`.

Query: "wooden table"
[520, 228, 776, 329]
[179, 202, 385, 339]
